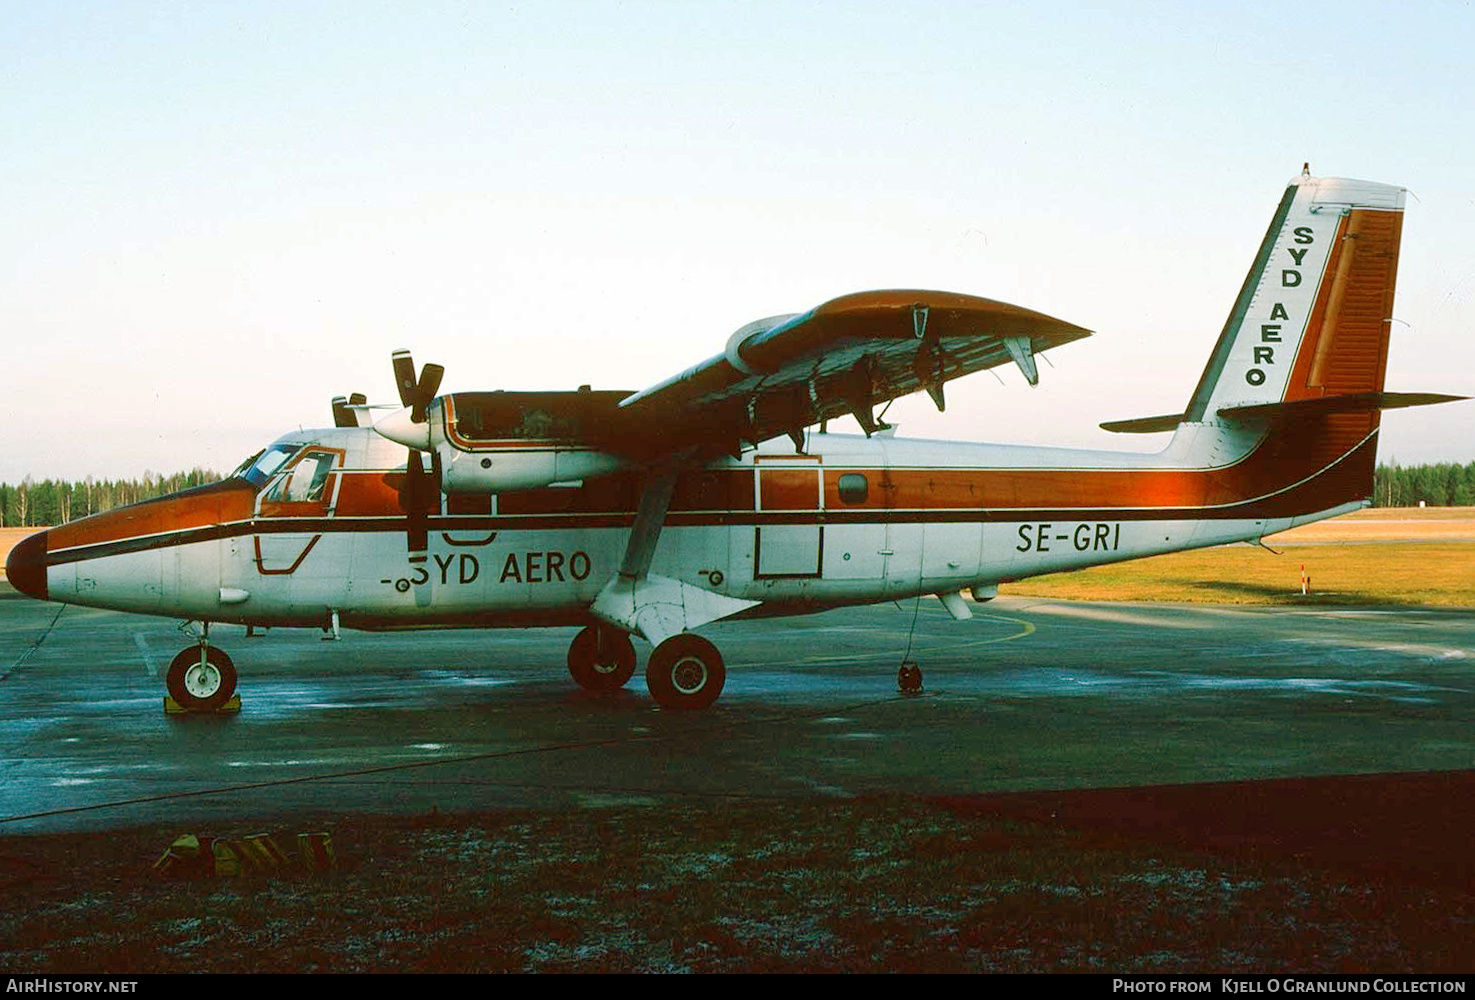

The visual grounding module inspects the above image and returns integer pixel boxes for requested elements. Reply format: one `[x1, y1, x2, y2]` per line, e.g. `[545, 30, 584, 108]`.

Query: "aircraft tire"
[646, 634, 725, 710]
[166, 645, 238, 713]
[567, 626, 637, 692]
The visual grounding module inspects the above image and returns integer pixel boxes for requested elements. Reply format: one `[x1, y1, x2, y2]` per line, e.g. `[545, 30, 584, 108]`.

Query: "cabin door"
[253, 448, 342, 574]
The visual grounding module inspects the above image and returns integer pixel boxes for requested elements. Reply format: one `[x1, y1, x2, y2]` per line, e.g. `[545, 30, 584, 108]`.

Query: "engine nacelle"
[440, 445, 629, 492]
[433, 390, 634, 492]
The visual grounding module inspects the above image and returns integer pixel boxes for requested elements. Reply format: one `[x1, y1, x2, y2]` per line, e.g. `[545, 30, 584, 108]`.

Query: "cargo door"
[753, 455, 822, 578]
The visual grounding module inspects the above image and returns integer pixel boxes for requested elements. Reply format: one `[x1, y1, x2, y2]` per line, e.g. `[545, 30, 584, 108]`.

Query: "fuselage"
[6, 415, 1369, 633]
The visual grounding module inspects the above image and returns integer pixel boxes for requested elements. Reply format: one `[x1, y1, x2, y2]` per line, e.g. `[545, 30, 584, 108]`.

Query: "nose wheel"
[166, 644, 238, 713]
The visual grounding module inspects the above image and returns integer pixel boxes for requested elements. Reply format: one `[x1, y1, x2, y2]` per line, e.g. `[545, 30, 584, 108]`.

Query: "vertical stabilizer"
[1183, 175, 1406, 422]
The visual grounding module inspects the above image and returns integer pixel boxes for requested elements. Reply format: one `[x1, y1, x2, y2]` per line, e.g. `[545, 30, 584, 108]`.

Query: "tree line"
[0, 461, 1471, 528]
[1374, 461, 1475, 508]
[0, 470, 221, 528]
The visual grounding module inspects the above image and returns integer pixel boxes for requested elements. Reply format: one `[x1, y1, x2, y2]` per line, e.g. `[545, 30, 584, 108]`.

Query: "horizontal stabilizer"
[1102, 392, 1466, 433]
[1217, 391, 1469, 422]
[1100, 413, 1185, 434]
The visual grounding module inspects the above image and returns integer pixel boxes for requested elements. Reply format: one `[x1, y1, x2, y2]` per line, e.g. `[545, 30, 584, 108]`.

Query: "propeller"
[331, 392, 368, 428]
[392, 349, 444, 423]
[383, 351, 444, 554]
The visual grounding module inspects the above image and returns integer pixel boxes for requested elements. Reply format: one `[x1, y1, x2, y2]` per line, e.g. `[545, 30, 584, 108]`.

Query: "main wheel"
[567, 626, 637, 692]
[646, 634, 725, 710]
[166, 645, 238, 712]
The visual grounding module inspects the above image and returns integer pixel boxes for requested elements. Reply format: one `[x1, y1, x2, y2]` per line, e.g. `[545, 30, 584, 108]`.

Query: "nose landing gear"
[165, 642, 238, 713]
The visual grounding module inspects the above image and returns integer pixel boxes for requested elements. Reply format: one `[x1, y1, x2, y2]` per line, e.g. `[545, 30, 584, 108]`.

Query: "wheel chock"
[298, 832, 336, 871]
[153, 834, 229, 878]
[152, 834, 210, 878]
[153, 831, 331, 878]
[239, 833, 291, 872]
[212, 839, 243, 877]
[163, 695, 242, 715]
[897, 662, 923, 695]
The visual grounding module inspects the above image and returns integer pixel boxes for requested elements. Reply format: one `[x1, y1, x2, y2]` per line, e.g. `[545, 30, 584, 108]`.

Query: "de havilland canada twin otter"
[6, 172, 1467, 712]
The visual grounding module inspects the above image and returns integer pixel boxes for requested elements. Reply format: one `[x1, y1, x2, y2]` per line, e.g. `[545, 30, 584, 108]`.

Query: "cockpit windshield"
[229, 442, 305, 488]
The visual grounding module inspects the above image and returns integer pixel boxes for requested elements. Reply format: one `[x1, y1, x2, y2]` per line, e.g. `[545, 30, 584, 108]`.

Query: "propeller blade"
[392, 350, 418, 408]
[400, 450, 437, 553]
[333, 392, 371, 428]
[412, 363, 445, 423]
[391, 350, 444, 423]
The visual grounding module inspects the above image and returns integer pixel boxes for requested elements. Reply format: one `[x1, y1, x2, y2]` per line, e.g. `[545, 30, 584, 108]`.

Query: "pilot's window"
[234, 443, 303, 487]
[837, 473, 868, 504]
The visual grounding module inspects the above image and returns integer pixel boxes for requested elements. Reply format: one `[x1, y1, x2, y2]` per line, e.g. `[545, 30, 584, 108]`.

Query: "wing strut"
[617, 463, 682, 581]
[590, 461, 757, 647]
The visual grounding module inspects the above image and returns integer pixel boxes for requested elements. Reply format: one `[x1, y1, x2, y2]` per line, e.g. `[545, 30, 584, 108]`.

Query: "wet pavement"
[2, 582, 1472, 834]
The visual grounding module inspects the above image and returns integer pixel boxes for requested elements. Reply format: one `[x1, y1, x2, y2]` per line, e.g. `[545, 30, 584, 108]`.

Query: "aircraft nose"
[4, 530, 48, 601]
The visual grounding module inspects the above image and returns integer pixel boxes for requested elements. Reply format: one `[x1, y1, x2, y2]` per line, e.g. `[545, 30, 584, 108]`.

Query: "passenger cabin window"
[837, 473, 869, 505]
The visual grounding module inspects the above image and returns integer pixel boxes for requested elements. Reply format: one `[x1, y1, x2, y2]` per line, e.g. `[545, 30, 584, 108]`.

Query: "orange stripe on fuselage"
[45, 481, 257, 553]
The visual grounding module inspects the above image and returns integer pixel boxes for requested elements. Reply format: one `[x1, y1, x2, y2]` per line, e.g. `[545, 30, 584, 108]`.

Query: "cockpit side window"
[263, 450, 338, 503]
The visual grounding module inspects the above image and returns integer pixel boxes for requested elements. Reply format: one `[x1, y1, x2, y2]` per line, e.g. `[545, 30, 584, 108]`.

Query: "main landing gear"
[566, 626, 726, 710]
[646, 634, 725, 711]
[567, 625, 637, 693]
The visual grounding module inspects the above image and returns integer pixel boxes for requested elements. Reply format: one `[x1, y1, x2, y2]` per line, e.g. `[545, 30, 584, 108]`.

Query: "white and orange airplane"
[6, 173, 1465, 712]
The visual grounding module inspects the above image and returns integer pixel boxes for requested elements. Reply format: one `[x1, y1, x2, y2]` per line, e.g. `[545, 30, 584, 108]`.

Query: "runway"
[1, 582, 1472, 835]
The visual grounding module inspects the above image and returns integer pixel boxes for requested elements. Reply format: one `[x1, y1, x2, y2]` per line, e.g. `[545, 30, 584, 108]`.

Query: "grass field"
[1002, 508, 1475, 607]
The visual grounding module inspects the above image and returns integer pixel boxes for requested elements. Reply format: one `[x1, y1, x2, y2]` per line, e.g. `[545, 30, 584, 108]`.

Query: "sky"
[3, 0, 1473, 483]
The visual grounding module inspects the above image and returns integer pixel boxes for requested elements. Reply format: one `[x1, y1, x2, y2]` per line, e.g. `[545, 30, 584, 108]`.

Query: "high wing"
[609, 289, 1090, 457]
